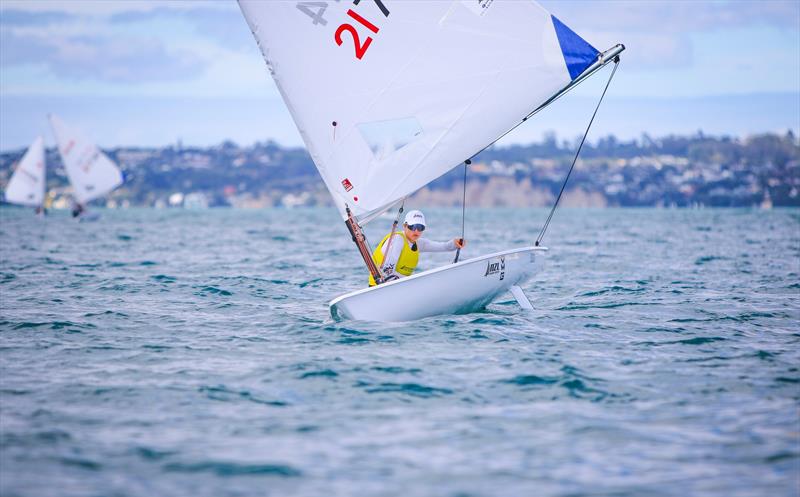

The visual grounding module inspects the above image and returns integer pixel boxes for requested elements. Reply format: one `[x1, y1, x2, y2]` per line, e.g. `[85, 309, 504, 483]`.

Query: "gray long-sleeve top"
[378, 235, 457, 279]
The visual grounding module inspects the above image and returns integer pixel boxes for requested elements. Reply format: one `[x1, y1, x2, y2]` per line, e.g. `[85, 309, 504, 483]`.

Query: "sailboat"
[3, 136, 47, 215]
[48, 114, 124, 219]
[238, 0, 623, 321]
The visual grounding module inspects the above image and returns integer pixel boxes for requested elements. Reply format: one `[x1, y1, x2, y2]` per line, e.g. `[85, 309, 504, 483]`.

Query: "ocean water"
[0, 207, 798, 497]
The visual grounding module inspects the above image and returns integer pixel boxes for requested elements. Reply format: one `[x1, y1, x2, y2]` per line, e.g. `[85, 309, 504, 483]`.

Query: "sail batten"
[379, 69, 503, 212]
[239, 0, 603, 224]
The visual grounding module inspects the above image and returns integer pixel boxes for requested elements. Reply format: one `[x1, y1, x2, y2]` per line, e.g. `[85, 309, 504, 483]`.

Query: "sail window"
[357, 117, 424, 161]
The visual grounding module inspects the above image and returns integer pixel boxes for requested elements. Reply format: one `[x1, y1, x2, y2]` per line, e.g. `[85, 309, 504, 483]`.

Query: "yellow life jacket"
[369, 231, 419, 286]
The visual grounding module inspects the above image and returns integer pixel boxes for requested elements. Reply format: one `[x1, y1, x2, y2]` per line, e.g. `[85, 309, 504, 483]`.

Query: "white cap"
[404, 210, 426, 227]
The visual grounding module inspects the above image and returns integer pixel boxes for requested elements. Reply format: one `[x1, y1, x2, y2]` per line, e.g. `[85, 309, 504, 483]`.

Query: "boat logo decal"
[484, 256, 505, 280]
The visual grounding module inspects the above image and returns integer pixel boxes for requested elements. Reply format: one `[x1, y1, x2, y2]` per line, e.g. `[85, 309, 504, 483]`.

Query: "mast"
[344, 206, 384, 285]
[237, 1, 623, 275]
[237, 1, 615, 225]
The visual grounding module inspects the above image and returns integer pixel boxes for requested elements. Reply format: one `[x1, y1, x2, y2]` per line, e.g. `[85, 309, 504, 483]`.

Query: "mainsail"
[4, 136, 46, 208]
[48, 114, 123, 204]
[239, 0, 601, 224]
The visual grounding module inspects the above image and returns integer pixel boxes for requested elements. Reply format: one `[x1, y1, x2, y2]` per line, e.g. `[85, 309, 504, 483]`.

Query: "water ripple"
[0, 207, 797, 497]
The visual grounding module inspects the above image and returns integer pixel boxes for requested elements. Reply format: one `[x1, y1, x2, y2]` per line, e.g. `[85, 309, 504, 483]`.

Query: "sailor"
[71, 202, 84, 218]
[369, 210, 466, 286]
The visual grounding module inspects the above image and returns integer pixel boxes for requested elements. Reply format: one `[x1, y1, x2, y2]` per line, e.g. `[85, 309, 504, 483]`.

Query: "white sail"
[239, 0, 599, 223]
[48, 114, 123, 204]
[4, 136, 46, 207]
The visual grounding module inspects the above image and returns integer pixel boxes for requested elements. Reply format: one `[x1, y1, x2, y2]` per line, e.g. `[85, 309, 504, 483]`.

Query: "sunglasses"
[407, 224, 425, 232]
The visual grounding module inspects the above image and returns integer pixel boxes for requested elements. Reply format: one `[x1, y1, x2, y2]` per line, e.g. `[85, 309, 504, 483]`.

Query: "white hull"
[330, 247, 546, 322]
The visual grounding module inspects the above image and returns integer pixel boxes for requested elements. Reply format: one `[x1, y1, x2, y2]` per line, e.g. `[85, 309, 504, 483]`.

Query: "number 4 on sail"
[238, 0, 624, 321]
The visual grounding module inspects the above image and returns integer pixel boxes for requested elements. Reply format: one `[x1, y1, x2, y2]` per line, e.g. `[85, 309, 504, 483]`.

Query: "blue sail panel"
[551, 15, 599, 80]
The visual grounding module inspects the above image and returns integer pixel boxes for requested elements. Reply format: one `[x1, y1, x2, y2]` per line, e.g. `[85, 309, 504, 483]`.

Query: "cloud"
[542, 0, 800, 33]
[1, 0, 795, 98]
[0, 2, 269, 98]
[601, 31, 694, 69]
[108, 7, 183, 24]
[0, 8, 74, 26]
[108, 5, 255, 51]
[0, 0, 227, 16]
[1, 2, 218, 84]
[542, 0, 799, 69]
[0, 29, 206, 83]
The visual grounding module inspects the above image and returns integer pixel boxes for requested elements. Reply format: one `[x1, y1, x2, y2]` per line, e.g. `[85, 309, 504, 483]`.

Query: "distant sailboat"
[48, 114, 123, 219]
[4, 136, 47, 215]
[239, 0, 623, 321]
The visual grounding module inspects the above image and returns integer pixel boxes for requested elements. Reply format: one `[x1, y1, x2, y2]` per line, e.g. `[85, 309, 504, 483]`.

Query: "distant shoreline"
[1, 131, 798, 209]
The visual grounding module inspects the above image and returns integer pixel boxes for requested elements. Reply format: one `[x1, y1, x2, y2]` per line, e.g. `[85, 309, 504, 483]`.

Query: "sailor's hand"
[381, 274, 399, 284]
[454, 238, 466, 249]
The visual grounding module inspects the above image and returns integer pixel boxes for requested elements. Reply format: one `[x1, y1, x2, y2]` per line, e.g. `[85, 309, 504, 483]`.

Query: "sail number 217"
[296, 0, 390, 60]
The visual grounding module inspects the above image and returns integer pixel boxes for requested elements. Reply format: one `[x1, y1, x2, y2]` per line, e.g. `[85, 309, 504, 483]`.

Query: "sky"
[0, 0, 798, 151]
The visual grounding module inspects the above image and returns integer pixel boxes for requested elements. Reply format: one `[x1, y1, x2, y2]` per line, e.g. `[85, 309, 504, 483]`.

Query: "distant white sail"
[48, 114, 123, 204]
[4, 136, 46, 207]
[239, 0, 598, 223]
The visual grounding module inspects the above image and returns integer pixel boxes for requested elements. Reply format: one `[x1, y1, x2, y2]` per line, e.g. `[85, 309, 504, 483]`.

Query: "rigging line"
[379, 199, 405, 275]
[469, 63, 606, 162]
[360, 47, 620, 223]
[535, 58, 620, 247]
[453, 160, 469, 263]
[381, 69, 503, 210]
